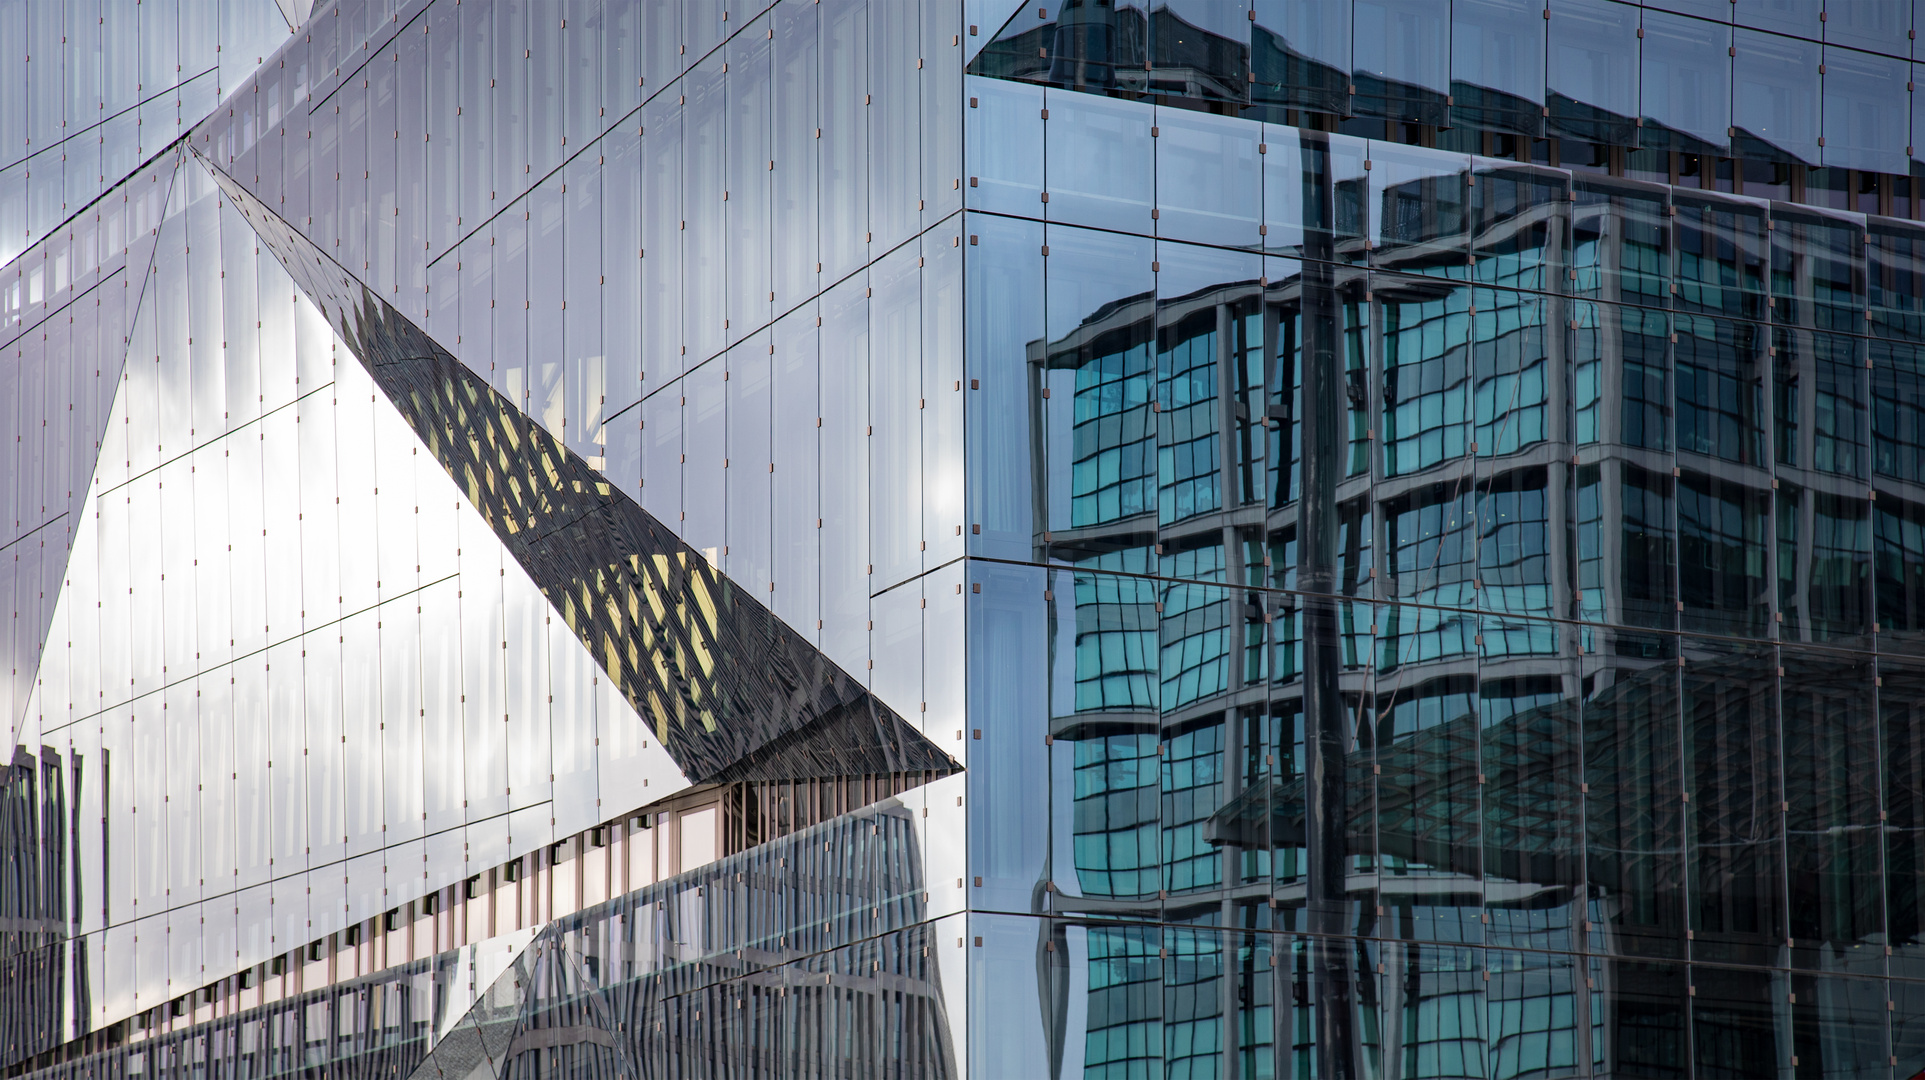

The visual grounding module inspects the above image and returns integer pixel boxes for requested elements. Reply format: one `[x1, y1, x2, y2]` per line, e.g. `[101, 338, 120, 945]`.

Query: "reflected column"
[1297, 130, 1356, 1080]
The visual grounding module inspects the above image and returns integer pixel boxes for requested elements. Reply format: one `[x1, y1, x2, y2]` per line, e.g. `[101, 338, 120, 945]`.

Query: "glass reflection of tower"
[1022, 144, 1911, 1076]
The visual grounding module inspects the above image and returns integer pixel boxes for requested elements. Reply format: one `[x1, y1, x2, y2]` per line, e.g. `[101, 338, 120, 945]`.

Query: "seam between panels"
[955, 553, 1884, 663]
[82, 801, 549, 931]
[40, 570, 460, 738]
[412, 0, 789, 276]
[868, 555, 968, 601]
[0, 83, 215, 280]
[608, 206, 971, 425]
[8, 164, 184, 750]
[1, 262, 129, 356]
[0, 512, 69, 560]
[99, 379, 343, 498]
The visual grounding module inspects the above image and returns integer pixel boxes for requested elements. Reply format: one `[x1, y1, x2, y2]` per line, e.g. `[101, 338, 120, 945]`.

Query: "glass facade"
[9, 0, 1925, 1077]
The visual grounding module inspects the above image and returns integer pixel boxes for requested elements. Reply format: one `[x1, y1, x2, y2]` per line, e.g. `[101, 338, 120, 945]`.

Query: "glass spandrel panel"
[870, 0, 920, 251]
[683, 58, 726, 367]
[820, 273, 871, 671]
[1638, 9, 1731, 156]
[641, 382, 682, 528]
[1377, 274, 1472, 480]
[1573, 455, 1678, 632]
[164, 683, 200, 904]
[1675, 467, 1772, 637]
[1469, 163, 1567, 293]
[1042, 88, 1151, 234]
[1252, 0, 1351, 115]
[905, 206, 958, 514]
[726, 23, 772, 348]
[639, 94, 683, 386]
[1574, 628, 1686, 963]
[191, 445, 232, 671]
[1153, 242, 1260, 530]
[1680, 635, 1785, 968]
[418, 578, 465, 837]
[967, 212, 1044, 561]
[459, 530, 507, 823]
[1449, 0, 1545, 139]
[340, 610, 384, 858]
[964, 76, 1044, 219]
[1151, 1, 1251, 105]
[772, 0, 819, 310]
[1572, 176, 1670, 308]
[968, 564, 1052, 914]
[1821, 45, 1911, 175]
[1373, 601, 1482, 944]
[1367, 143, 1471, 276]
[1471, 285, 1549, 460]
[1350, 0, 1449, 124]
[266, 638, 307, 873]
[548, 615, 599, 833]
[726, 330, 773, 593]
[1262, 126, 1367, 261]
[1156, 106, 1260, 249]
[304, 633, 346, 867]
[1042, 224, 1156, 553]
[1689, 967, 1789, 1075]
[871, 245, 923, 589]
[1774, 647, 1886, 974]
[1733, 27, 1821, 166]
[126, 476, 163, 697]
[375, 596, 421, 843]
[771, 304, 821, 639]
[681, 360, 726, 562]
[503, 567, 551, 809]
[820, 0, 869, 282]
[1675, 192, 1768, 321]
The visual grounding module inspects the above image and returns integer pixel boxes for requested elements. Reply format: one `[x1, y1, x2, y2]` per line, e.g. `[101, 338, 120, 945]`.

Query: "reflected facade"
[12, 0, 1925, 1078]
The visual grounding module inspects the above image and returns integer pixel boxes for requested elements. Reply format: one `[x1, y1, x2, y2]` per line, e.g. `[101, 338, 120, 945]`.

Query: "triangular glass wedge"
[192, 151, 959, 787]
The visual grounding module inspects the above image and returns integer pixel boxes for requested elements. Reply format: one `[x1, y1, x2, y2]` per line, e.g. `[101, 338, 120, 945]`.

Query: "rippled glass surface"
[960, 60, 1925, 1076]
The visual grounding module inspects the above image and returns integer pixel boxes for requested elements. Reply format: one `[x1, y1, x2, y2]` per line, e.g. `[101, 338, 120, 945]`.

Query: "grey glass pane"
[1640, 9, 1732, 155]
[1351, 0, 1450, 123]
[1733, 27, 1821, 165]
[1826, 0, 1912, 57]
[1736, 0, 1822, 36]
[1450, 0, 1546, 138]
[1252, 0, 1351, 115]
[1822, 45, 1910, 174]
[1042, 88, 1152, 234]
[1155, 106, 1260, 248]
[965, 75, 1044, 220]
[1547, 0, 1640, 148]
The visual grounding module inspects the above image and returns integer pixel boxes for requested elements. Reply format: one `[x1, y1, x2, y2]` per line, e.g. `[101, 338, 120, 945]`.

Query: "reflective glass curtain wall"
[960, 0, 1925, 1076]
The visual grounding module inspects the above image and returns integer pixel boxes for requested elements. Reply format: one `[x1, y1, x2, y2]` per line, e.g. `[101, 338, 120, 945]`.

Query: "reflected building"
[10, 1, 1925, 1078]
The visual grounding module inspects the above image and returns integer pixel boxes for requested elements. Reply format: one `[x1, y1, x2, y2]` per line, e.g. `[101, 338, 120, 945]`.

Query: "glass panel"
[1449, 0, 1546, 138]
[1639, 9, 1732, 155]
[1734, 0, 1821, 37]
[1350, 0, 1449, 124]
[1155, 106, 1261, 249]
[1252, 0, 1351, 115]
[1733, 27, 1821, 166]
[1681, 635, 1785, 968]
[1821, 45, 1910, 175]
[1042, 88, 1152, 234]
